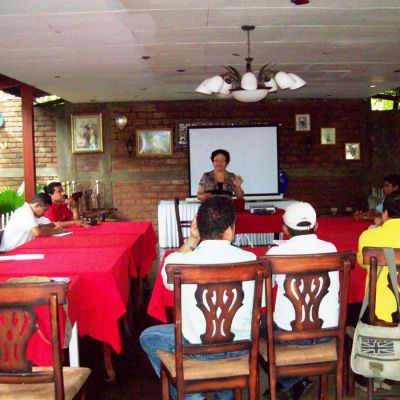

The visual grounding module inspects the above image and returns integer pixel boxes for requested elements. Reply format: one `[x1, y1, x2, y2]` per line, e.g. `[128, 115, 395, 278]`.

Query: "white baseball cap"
[283, 202, 316, 231]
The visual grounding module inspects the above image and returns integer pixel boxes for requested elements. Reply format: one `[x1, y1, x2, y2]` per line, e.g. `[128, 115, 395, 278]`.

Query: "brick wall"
[0, 99, 57, 190]
[3, 97, 399, 234]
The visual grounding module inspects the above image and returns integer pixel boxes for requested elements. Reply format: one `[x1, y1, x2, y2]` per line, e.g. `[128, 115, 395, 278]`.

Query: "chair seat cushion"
[156, 349, 249, 380]
[0, 367, 91, 400]
[259, 338, 337, 366]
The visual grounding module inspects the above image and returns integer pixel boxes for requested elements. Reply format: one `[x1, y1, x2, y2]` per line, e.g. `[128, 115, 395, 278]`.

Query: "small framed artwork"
[345, 143, 361, 160]
[177, 123, 189, 146]
[295, 114, 311, 131]
[71, 113, 103, 153]
[320, 127, 336, 145]
[136, 128, 172, 157]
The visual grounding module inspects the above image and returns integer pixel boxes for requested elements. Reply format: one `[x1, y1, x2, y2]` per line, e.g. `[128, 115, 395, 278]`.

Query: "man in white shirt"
[140, 197, 256, 400]
[0, 192, 65, 252]
[266, 202, 337, 400]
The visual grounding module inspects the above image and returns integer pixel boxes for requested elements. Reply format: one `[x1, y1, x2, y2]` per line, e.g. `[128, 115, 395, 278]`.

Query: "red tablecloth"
[235, 209, 284, 234]
[147, 217, 371, 323]
[1, 221, 157, 365]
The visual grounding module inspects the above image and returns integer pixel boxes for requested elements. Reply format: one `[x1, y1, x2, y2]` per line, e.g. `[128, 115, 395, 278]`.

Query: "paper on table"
[0, 254, 45, 261]
[53, 231, 73, 237]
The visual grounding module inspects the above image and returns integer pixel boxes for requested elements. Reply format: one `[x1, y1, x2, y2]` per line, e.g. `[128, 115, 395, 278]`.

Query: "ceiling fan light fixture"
[195, 25, 306, 102]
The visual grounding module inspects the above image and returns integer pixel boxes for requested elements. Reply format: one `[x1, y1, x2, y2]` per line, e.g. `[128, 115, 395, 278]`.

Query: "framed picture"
[136, 129, 172, 157]
[295, 114, 311, 131]
[345, 143, 360, 160]
[320, 127, 336, 145]
[177, 123, 189, 146]
[71, 113, 103, 153]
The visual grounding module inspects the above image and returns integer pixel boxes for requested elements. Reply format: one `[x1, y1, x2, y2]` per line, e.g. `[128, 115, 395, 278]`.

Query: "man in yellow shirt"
[357, 190, 400, 323]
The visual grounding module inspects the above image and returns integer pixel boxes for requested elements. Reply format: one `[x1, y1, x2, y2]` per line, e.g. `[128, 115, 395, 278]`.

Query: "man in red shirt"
[44, 182, 87, 227]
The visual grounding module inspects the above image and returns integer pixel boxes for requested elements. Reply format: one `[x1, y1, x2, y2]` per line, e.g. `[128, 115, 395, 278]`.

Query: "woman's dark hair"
[383, 190, 400, 218]
[197, 197, 235, 240]
[210, 149, 230, 164]
[44, 181, 62, 195]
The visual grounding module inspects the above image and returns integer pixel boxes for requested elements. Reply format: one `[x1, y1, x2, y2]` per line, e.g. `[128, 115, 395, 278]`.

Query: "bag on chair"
[350, 247, 400, 380]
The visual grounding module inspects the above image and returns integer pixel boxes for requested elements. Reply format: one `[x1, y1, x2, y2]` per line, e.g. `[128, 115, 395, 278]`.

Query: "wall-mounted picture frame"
[295, 114, 311, 131]
[320, 127, 336, 145]
[136, 128, 172, 157]
[345, 142, 360, 160]
[71, 113, 103, 153]
[177, 123, 189, 146]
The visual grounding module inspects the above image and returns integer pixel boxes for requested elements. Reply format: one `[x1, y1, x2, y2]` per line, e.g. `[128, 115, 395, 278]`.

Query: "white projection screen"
[188, 126, 279, 198]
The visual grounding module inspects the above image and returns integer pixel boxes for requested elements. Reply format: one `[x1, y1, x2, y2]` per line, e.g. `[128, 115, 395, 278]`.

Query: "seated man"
[0, 192, 65, 252]
[44, 182, 87, 227]
[266, 201, 337, 400]
[354, 174, 400, 226]
[140, 197, 256, 400]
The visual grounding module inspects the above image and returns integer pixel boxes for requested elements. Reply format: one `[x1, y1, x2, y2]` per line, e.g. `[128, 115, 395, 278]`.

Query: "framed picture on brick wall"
[71, 113, 103, 153]
[320, 127, 336, 145]
[136, 128, 172, 157]
[345, 142, 360, 160]
[295, 114, 311, 131]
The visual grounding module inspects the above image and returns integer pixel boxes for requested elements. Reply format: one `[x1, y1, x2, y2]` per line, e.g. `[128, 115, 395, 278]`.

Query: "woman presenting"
[197, 149, 244, 201]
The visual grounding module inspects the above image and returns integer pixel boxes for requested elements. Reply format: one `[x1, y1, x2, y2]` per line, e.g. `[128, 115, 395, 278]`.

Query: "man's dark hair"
[197, 197, 235, 239]
[383, 190, 400, 218]
[44, 181, 62, 195]
[286, 226, 315, 237]
[210, 149, 230, 164]
[31, 192, 52, 207]
[384, 174, 400, 189]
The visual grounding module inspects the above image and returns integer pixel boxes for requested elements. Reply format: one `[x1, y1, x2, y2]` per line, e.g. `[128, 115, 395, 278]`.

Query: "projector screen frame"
[187, 124, 281, 199]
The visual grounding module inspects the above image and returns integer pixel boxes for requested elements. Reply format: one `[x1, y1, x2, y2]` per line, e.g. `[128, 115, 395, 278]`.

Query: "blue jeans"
[260, 315, 331, 390]
[139, 324, 247, 400]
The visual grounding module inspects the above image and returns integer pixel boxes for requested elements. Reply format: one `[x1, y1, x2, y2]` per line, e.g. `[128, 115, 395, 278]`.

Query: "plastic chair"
[157, 259, 269, 400]
[258, 252, 354, 400]
[0, 281, 91, 400]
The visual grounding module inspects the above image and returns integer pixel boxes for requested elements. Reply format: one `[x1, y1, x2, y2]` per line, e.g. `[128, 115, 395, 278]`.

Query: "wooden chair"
[81, 189, 117, 222]
[258, 251, 354, 400]
[0, 282, 91, 400]
[174, 198, 192, 247]
[346, 247, 400, 400]
[156, 259, 269, 400]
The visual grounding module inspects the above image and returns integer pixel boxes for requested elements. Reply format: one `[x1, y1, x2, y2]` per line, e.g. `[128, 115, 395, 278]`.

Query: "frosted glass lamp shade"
[274, 71, 296, 89]
[204, 75, 224, 93]
[288, 73, 306, 90]
[195, 79, 213, 94]
[241, 72, 258, 90]
[232, 89, 268, 103]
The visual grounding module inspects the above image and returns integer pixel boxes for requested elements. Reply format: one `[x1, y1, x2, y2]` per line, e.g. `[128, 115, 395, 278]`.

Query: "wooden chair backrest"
[258, 252, 354, 342]
[362, 247, 400, 325]
[166, 260, 269, 381]
[174, 198, 192, 247]
[0, 282, 67, 400]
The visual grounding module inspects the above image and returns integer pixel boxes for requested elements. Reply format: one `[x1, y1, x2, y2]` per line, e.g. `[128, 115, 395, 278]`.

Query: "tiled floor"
[79, 246, 400, 399]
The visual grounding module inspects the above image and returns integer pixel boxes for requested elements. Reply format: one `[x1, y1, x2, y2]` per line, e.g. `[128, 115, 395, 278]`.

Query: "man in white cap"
[265, 201, 337, 400]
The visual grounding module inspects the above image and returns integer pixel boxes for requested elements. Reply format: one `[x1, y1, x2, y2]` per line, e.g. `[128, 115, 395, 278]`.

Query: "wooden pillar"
[21, 84, 36, 202]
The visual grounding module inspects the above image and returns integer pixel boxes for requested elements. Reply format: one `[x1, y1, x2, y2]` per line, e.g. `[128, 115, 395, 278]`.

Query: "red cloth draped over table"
[13, 221, 157, 279]
[235, 209, 284, 233]
[147, 216, 371, 323]
[0, 221, 157, 365]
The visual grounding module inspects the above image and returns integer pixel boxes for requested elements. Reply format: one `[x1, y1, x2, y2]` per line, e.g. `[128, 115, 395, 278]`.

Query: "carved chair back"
[165, 260, 269, 399]
[0, 282, 67, 399]
[174, 198, 192, 247]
